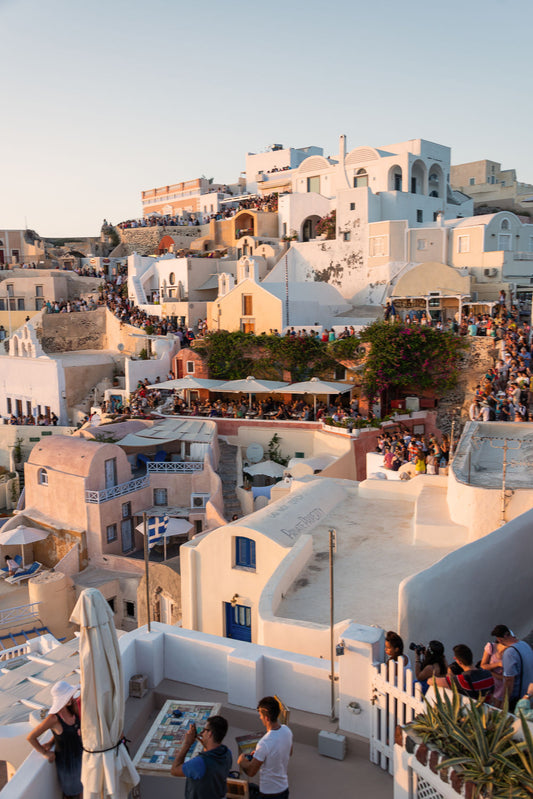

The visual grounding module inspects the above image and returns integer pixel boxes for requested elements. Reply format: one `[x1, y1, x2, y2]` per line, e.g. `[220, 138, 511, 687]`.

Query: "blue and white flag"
[147, 515, 169, 548]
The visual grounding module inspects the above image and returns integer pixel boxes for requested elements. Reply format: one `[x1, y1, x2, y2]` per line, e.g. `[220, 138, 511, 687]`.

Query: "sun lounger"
[0, 555, 23, 578]
[5, 562, 43, 584]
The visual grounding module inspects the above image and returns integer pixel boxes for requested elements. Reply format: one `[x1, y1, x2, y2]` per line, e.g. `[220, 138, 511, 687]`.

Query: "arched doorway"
[428, 164, 444, 198]
[388, 165, 403, 192]
[301, 215, 321, 241]
[410, 160, 427, 194]
[235, 213, 254, 239]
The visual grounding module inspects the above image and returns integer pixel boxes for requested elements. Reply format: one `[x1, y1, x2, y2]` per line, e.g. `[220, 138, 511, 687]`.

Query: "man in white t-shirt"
[238, 695, 293, 798]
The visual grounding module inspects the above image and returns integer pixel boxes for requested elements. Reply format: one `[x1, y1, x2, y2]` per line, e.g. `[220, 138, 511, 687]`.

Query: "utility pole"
[329, 528, 337, 722]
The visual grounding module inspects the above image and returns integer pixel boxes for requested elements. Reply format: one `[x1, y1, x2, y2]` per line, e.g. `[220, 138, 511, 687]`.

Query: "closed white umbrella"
[70, 588, 139, 799]
[0, 524, 49, 562]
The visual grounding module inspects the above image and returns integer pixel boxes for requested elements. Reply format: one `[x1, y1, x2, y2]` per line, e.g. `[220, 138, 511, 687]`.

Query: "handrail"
[146, 462, 203, 473]
[85, 474, 149, 504]
[0, 602, 41, 629]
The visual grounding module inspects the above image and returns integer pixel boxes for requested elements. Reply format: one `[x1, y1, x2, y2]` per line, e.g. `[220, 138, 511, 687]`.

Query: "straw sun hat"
[49, 681, 79, 715]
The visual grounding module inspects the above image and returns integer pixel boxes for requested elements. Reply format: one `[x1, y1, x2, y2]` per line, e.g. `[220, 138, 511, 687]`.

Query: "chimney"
[339, 134, 347, 166]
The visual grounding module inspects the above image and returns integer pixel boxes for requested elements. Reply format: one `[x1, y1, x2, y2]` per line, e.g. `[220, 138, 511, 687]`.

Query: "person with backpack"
[491, 624, 533, 712]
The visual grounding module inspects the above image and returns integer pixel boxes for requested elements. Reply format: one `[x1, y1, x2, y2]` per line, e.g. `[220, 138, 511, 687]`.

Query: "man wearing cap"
[171, 714, 232, 799]
[491, 625, 533, 712]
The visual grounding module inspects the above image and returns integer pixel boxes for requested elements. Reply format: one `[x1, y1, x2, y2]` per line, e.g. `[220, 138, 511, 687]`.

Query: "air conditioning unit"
[190, 493, 209, 509]
[483, 268, 498, 278]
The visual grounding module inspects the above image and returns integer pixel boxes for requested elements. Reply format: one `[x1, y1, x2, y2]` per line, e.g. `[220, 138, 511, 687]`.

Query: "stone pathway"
[217, 440, 241, 521]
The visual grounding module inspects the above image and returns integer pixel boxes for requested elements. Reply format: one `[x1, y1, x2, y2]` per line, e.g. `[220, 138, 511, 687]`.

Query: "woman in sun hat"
[27, 680, 82, 798]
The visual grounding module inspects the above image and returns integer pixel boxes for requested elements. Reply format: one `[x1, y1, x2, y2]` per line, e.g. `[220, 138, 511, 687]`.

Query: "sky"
[1, 0, 532, 238]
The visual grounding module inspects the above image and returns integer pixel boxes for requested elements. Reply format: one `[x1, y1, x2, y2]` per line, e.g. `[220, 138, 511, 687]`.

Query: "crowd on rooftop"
[385, 624, 533, 714]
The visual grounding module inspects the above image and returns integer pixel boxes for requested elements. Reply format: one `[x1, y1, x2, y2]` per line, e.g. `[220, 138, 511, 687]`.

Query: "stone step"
[413, 483, 468, 547]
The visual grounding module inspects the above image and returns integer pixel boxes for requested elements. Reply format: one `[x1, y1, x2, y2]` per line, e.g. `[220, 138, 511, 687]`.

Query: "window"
[242, 295, 253, 315]
[106, 524, 117, 543]
[35, 286, 43, 297]
[394, 173, 402, 191]
[528, 237, 533, 253]
[417, 239, 427, 250]
[501, 219, 510, 230]
[307, 176, 320, 193]
[241, 321, 255, 333]
[7, 285, 13, 297]
[124, 600, 136, 619]
[169, 272, 175, 285]
[342, 232, 351, 242]
[26, 401, 31, 416]
[195, 520, 203, 534]
[154, 488, 168, 506]
[122, 501, 131, 519]
[186, 361, 195, 374]
[0, 300, 4, 310]
[457, 235, 470, 253]
[104, 458, 117, 489]
[107, 596, 116, 613]
[369, 236, 389, 257]
[235, 536, 256, 569]
[35, 298, 44, 310]
[433, 212, 439, 222]
[38, 468, 48, 486]
[6, 398, 12, 414]
[12, 250, 19, 261]
[349, 202, 356, 211]
[354, 169, 368, 188]
[469, 178, 475, 186]
[416, 210, 423, 223]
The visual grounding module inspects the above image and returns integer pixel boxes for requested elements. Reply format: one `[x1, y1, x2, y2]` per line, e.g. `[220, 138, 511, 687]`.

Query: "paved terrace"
[127, 680, 392, 799]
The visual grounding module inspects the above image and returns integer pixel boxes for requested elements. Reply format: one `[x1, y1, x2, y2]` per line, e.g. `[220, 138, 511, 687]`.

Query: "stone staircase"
[217, 440, 241, 521]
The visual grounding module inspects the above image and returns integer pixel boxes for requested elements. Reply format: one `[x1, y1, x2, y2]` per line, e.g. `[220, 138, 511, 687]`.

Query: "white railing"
[370, 659, 424, 775]
[514, 252, 533, 260]
[0, 642, 31, 661]
[147, 461, 203, 473]
[85, 474, 149, 504]
[0, 602, 42, 631]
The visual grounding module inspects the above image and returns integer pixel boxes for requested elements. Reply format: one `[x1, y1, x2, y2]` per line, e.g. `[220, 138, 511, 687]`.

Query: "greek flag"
[147, 515, 169, 548]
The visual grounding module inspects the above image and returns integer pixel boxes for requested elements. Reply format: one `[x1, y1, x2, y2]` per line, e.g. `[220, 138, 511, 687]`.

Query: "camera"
[409, 642, 426, 655]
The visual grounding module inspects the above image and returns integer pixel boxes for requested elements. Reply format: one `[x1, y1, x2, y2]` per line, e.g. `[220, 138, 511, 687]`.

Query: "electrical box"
[129, 674, 148, 698]
[318, 730, 346, 760]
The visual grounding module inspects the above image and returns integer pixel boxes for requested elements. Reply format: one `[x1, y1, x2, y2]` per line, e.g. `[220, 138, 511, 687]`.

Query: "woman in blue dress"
[28, 680, 83, 798]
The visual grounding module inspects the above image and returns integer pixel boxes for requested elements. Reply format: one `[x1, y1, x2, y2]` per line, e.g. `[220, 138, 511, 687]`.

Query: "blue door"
[225, 602, 252, 642]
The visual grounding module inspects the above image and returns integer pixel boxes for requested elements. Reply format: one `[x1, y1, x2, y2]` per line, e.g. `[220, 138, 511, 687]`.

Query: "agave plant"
[506, 712, 533, 797]
[407, 683, 464, 755]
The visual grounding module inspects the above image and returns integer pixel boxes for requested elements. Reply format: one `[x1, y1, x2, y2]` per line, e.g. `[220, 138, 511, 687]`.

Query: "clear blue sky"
[2, 0, 531, 238]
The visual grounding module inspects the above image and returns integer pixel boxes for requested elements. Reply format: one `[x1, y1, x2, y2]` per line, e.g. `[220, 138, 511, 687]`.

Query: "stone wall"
[40, 307, 107, 352]
[119, 225, 209, 256]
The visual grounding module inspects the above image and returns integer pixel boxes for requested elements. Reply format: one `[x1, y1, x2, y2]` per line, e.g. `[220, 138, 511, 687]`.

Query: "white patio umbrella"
[272, 376, 352, 418]
[217, 376, 289, 408]
[146, 377, 224, 408]
[136, 517, 193, 560]
[0, 524, 49, 563]
[243, 460, 286, 478]
[70, 587, 139, 799]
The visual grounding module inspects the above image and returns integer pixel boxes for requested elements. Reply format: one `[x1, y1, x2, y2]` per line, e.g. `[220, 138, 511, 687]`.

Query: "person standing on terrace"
[238, 696, 293, 799]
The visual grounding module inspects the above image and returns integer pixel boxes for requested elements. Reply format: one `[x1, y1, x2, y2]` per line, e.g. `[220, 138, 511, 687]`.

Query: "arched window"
[501, 219, 510, 230]
[38, 468, 48, 486]
[354, 169, 368, 188]
[169, 272, 175, 285]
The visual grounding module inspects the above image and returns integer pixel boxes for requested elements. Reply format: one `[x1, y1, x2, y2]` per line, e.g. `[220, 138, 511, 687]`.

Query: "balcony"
[85, 474, 149, 504]
[146, 461, 203, 473]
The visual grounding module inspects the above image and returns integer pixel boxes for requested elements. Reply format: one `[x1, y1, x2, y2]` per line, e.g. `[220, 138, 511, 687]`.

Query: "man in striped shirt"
[448, 644, 494, 700]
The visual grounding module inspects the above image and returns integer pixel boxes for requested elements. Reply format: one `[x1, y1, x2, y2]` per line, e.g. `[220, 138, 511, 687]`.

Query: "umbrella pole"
[164, 534, 167, 562]
[143, 512, 151, 633]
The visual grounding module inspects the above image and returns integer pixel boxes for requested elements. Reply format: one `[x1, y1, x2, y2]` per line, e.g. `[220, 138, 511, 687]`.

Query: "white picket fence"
[370, 659, 424, 775]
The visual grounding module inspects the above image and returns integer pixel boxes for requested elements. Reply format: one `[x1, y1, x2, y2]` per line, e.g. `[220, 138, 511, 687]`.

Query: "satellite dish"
[246, 443, 264, 464]
[117, 343, 124, 351]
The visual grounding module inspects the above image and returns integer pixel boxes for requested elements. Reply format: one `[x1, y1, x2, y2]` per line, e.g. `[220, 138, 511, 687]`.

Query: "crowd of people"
[376, 430, 451, 475]
[385, 623, 533, 714]
[468, 303, 532, 423]
[117, 193, 279, 231]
